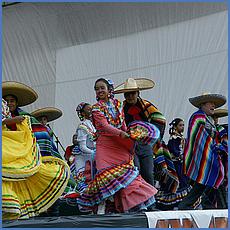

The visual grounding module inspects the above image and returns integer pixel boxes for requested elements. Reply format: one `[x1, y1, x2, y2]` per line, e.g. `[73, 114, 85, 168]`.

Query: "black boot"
[147, 203, 160, 211]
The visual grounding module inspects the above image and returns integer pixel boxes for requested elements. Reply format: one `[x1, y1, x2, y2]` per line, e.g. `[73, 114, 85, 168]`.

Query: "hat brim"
[213, 108, 228, 118]
[2, 81, 38, 107]
[114, 78, 155, 94]
[31, 107, 62, 122]
[189, 94, 226, 108]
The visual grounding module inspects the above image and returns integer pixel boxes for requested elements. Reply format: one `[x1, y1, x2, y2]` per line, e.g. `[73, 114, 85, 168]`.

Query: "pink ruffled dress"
[77, 98, 157, 212]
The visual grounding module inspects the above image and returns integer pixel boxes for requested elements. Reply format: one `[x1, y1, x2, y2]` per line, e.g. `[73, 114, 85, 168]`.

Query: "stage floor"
[3, 209, 228, 228]
[2, 213, 148, 228]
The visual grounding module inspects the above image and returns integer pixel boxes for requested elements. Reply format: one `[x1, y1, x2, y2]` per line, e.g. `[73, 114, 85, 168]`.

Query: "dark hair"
[169, 118, 183, 135]
[3, 94, 18, 102]
[94, 78, 114, 101]
[79, 103, 90, 113]
[76, 102, 90, 121]
[94, 78, 112, 90]
[124, 91, 140, 98]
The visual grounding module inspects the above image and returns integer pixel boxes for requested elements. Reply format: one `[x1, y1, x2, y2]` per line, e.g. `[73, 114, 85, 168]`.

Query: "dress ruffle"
[155, 185, 192, 206]
[2, 116, 70, 220]
[77, 161, 139, 207]
[115, 175, 157, 212]
[2, 156, 70, 220]
[2, 117, 41, 180]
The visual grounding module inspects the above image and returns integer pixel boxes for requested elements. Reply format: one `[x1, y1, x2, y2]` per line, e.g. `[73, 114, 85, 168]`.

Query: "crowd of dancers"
[2, 77, 228, 220]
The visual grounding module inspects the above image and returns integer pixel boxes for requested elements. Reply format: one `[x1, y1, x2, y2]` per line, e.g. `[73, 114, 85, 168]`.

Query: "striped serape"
[183, 110, 226, 189]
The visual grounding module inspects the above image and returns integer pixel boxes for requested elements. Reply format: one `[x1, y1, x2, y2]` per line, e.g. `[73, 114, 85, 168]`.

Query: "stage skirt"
[2, 156, 70, 220]
[77, 160, 157, 212]
[2, 116, 70, 220]
[2, 116, 41, 180]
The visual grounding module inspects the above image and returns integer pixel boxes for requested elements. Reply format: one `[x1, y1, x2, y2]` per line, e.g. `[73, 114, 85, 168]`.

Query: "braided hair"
[76, 102, 90, 121]
[169, 118, 183, 135]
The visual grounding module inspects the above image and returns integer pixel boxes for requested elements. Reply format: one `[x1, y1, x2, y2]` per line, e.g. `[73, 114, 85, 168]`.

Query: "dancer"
[73, 102, 97, 193]
[77, 78, 158, 214]
[178, 93, 227, 210]
[2, 81, 75, 216]
[31, 107, 62, 139]
[2, 98, 69, 220]
[167, 118, 190, 191]
[65, 134, 79, 166]
[155, 118, 191, 210]
[114, 78, 166, 186]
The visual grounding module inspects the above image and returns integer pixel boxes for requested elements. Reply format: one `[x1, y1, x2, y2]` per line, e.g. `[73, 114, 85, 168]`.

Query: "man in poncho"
[178, 93, 227, 210]
[209, 108, 228, 209]
[114, 78, 166, 187]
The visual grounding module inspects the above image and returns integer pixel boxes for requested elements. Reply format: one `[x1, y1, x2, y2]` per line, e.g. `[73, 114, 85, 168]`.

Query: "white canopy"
[2, 2, 228, 153]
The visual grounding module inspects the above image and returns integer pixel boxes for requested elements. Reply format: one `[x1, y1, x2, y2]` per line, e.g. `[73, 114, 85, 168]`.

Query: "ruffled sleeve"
[93, 110, 122, 136]
[2, 99, 11, 122]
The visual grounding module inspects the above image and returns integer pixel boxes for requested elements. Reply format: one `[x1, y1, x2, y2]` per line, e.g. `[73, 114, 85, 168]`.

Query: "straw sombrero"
[189, 93, 226, 108]
[2, 81, 38, 107]
[114, 78, 155, 94]
[213, 108, 228, 118]
[31, 107, 62, 122]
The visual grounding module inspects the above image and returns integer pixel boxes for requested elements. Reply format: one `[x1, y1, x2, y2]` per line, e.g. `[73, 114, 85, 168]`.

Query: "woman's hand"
[2, 116, 25, 125]
[119, 131, 130, 139]
[13, 116, 25, 123]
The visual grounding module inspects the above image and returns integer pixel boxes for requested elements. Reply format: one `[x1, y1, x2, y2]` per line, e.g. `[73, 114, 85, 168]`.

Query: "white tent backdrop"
[2, 3, 228, 154]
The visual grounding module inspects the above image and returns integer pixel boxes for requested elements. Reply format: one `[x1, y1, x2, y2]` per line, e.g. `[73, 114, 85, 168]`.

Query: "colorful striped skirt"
[2, 156, 70, 220]
[2, 117, 70, 220]
[2, 116, 41, 180]
[77, 161, 157, 212]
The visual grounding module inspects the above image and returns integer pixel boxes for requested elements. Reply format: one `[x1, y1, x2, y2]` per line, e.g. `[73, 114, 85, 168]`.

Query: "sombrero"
[127, 121, 160, 146]
[31, 107, 62, 122]
[213, 108, 228, 118]
[189, 93, 226, 108]
[2, 81, 38, 107]
[114, 78, 155, 94]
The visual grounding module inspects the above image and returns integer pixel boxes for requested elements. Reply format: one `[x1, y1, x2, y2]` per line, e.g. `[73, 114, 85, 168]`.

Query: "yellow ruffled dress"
[2, 115, 70, 220]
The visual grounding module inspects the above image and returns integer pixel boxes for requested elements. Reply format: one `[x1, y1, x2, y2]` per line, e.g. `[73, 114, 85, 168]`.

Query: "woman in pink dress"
[77, 78, 158, 214]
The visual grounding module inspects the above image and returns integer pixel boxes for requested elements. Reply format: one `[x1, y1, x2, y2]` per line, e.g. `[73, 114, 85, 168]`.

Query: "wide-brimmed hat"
[114, 78, 155, 94]
[2, 81, 38, 107]
[189, 93, 226, 108]
[213, 108, 228, 118]
[31, 107, 62, 122]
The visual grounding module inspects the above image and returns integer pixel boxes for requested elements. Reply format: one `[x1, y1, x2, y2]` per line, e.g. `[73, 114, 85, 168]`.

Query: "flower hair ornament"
[76, 102, 89, 121]
[107, 79, 114, 99]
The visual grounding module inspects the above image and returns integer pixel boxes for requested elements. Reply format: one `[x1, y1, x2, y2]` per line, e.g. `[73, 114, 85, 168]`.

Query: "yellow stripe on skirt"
[2, 116, 41, 179]
[2, 116, 70, 220]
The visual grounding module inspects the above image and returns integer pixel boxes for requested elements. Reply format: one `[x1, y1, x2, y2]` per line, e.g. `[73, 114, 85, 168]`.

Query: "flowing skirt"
[2, 117, 41, 180]
[77, 160, 157, 212]
[2, 116, 70, 220]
